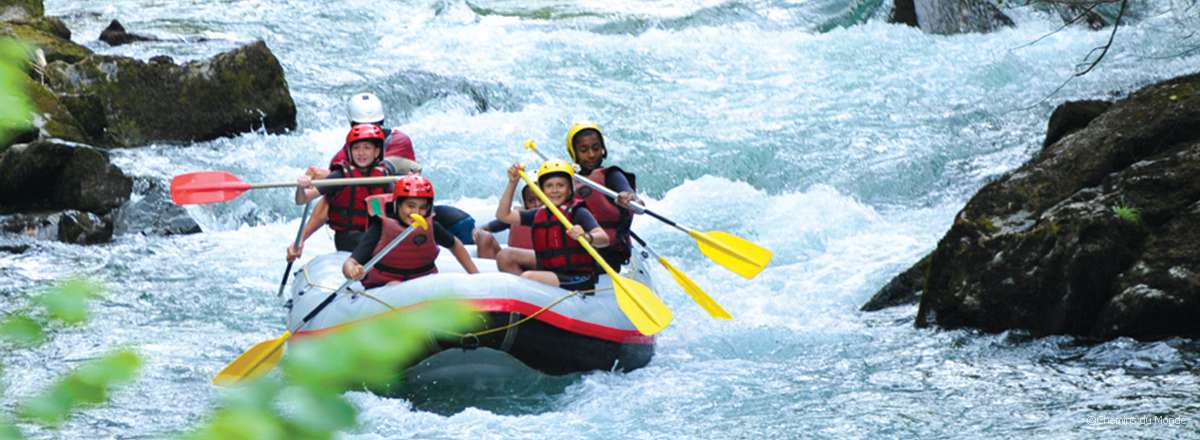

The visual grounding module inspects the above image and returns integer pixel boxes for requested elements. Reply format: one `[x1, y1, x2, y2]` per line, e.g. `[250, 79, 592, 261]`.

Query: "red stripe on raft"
[294, 298, 656, 345]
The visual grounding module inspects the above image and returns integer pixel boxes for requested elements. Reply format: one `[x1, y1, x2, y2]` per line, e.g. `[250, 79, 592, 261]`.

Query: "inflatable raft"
[285, 249, 657, 384]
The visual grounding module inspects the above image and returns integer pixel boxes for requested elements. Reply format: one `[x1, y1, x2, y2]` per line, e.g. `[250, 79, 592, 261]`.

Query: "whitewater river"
[3, 0, 1199, 438]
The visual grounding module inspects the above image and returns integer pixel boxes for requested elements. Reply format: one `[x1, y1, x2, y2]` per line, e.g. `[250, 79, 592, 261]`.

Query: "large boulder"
[43, 40, 297, 147]
[114, 178, 201, 236]
[0, 139, 131, 214]
[890, 0, 1013, 34]
[0, 0, 42, 21]
[0, 16, 93, 64]
[902, 72, 1200, 340]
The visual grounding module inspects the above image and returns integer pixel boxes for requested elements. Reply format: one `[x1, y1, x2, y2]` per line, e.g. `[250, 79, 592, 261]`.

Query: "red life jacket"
[507, 223, 533, 249]
[575, 166, 635, 266]
[363, 214, 439, 287]
[326, 165, 390, 232]
[329, 128, 416, 166]
[531, 204, 596, 275]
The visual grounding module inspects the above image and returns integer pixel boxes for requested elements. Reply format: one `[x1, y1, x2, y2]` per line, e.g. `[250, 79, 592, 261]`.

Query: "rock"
[889, 0, 918, 27]
[0, 0, 43, 21]
[912, 72, 1200, 340]
[98, 19, 158, 46]
[43, 40, 297, 147]
[25, 75, 90, 143]
[0, 17, 92, 64]
[114, 178, 201, 236]
[0, 139, 131, 214]
[1043, 100, 1112, 148]
[861, 254, 930, 311]
[909, 0, 1013, 35]
[0, 210, 112, 244]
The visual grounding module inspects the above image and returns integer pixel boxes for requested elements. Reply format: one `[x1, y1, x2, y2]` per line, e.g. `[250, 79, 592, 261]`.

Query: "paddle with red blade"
[170, 171, 401, 205]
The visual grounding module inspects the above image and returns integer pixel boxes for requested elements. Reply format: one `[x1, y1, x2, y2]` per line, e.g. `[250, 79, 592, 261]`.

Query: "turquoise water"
[2, 0, 1199, 438]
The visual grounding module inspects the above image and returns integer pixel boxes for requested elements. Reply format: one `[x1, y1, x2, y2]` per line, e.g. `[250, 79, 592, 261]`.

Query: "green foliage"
[1111, 204, 1141, 225]
[19, 350, 142, 426]
[185, 300, 476, 440]
[0, 38, 33, 146]
[33, 278, 102, 324]
[0, 315, 44, 347]
[0, 421, 23, 440]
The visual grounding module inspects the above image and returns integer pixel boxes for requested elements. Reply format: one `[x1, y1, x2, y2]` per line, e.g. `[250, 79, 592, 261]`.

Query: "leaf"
[35, 279, 102, 324]
[0, 38, 32, 144]
[0, 315, 45, 347]
[0, 421, 23, 440]
[19, 350, 142, 426]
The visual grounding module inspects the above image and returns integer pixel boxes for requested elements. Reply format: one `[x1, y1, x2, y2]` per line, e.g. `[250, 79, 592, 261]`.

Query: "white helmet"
[347, 92, 385, 124]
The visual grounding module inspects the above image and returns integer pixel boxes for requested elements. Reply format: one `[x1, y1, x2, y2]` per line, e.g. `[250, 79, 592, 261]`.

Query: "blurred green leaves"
[0, 38, 32, 145]
[19, 350, 142, 426]
[34, 278, 102, 324]
[0, 316, 44, 347]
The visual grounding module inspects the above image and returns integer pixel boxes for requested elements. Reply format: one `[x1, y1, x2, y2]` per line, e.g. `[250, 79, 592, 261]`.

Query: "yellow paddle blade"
[611, 274, 673, 335]
[691, 230, 772, 279]
[212, 331, 291, 386]
[658, 256, 732, 319]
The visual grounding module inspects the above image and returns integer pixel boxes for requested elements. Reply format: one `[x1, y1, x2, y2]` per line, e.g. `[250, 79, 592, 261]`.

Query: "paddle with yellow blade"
[170, 170, 401, 205]
[517, 167, 672, 335]
[212, 214, 429, 386]
[630, 231, 731, 319]
[523, 139, 773, 279]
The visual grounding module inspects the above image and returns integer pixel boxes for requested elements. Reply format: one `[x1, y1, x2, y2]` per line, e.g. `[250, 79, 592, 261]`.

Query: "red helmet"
[393, 174, 435, 201]
[344, 124, 386, 165]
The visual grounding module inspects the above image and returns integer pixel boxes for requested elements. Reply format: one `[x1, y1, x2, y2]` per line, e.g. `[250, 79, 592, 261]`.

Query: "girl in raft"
[343, 175, 479, 287]
[472, 184, 542, 258]
[494, 160, 609, 290]
[563, 122, 641, 273]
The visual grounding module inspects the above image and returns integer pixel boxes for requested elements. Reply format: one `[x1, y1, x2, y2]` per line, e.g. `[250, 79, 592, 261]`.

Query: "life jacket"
[363, 214, 439, 287]
[507, 223, 533, 249]
[531, 204, 596, 275]
[326, 164, 390, 232]
[329, 128, 416, 166]
[575, 166, 635, 266]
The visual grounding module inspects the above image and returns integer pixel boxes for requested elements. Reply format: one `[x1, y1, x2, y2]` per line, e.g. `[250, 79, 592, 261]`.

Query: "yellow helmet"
[537, 159, 575, 185]
[565, 121, 604, 163]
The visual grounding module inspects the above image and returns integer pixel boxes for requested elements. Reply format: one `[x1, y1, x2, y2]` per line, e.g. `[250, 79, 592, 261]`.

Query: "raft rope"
[297, 261, 612, 342]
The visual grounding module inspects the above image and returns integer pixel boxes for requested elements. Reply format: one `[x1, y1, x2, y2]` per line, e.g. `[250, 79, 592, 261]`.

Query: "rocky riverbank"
[863, 72, 1200, 340]
[0, 0, 296, 245]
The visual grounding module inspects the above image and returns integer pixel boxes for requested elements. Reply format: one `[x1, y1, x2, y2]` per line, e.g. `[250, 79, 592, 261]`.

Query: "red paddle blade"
[170, 171, 251, 205]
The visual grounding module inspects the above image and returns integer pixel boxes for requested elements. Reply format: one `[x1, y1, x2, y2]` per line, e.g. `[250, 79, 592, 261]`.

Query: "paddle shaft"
[276, 201, 313, 297]
[292, 218, 424, 333]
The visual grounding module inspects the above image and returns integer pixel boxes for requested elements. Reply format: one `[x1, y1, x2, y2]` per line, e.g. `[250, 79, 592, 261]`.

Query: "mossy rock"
[23, 74, 88, 142]
[0, 139, 130, 215]
[0, 0, 43, 21]
[0, 19, 91, 64]
[44, 40, 297, 147]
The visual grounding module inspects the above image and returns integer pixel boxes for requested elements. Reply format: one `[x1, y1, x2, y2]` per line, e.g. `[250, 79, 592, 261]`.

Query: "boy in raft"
[473, 185, 541, 258]
[494, 161, 609, 290]
[564, 122, 641, 272]
[343, 175, 479, 287]
[286, 93, 421, 262]
[292, 124, 395, 255]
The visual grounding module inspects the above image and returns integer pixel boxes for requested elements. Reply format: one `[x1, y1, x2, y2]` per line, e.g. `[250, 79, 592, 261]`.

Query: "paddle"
[171, 170, 401, 205]
[277, 201, 313, 297]
[523, 139, 772, 279]
[212, 214, 429, 386]
[630, 231, 731, 319]
[517, 168, 672, 336]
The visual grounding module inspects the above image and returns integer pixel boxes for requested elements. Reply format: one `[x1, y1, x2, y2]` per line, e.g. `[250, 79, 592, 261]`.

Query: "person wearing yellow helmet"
[493, 161, 609, 290]
[472, 184, 540, 258]
[565, 122, 641, 272]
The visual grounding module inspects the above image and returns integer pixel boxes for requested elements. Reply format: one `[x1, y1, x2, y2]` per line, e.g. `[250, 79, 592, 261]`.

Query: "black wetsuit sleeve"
[519, 209, 538, 227]
[604, 169, 634, 193]
[433, 205, 470, 224]
[351, 217, 383, 263]
[481, 219, 510, 233]
[316, 170, 348, 196]
[572, 207, 600, 231]
[433, 222, 456, 248]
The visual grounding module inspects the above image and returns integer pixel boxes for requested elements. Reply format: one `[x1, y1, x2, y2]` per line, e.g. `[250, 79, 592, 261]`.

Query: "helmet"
[537, 159, 575, 186]
[344, 124, 386, 166]
[565, 121, 605, 163]
[393, 174, 435, 201]
[347, 92, 385, 124]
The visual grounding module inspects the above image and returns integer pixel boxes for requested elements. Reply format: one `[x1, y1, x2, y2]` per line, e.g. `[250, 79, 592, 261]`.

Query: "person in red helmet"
[343, 175, 478, 287]
[290, 124, 393, 256]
